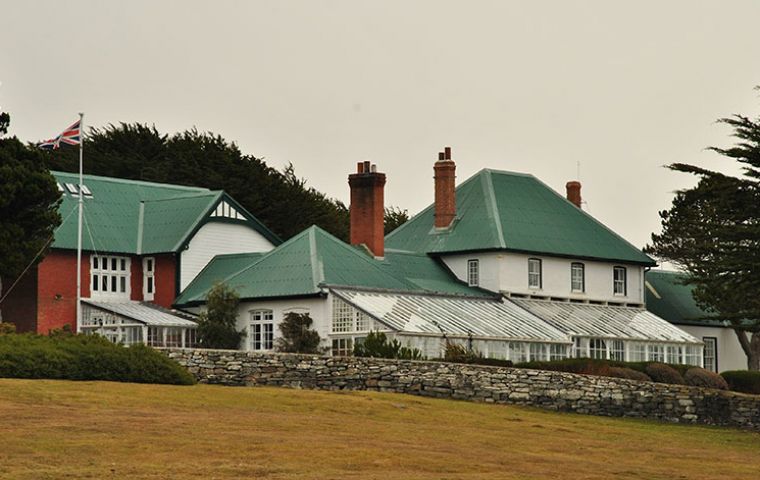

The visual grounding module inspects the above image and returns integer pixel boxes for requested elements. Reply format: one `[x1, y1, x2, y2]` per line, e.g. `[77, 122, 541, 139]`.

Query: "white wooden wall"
[179, 221, 275, 290]
[442, 252, 645, 305]
[676, 324, 747, 372]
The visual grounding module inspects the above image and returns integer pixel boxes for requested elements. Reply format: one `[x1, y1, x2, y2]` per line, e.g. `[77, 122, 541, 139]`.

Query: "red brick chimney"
[349, 161, 386, 257]
[434, 146, 456, 228]
[566, 181, 582, 208]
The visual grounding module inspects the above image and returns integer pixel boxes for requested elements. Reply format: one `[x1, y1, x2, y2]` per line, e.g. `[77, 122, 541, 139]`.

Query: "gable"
[51, 172, 280, 255]
[385, 169, 655, 265]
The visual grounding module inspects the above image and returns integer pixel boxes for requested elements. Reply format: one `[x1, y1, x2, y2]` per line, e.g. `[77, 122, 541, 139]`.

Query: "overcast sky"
[2, 1, 760, 256]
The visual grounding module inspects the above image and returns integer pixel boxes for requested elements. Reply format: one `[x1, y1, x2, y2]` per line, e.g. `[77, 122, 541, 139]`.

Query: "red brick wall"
[153, 254, 177, 309]
[37, 250, 89, 334]
[348, 163, 386, 257]
[131, 257, 143, 301]
[0, 267, 38, 332]
[434, 157, 456, 228]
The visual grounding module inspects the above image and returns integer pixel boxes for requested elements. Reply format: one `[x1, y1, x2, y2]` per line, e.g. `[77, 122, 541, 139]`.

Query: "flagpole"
[76, 112, 84, 333]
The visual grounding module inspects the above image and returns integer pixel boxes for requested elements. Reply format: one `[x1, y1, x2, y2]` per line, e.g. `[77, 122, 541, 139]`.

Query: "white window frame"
[528, 258, 542, 289]
[143, 257, 155, 301]
[589, 338, 607, 359]
[703, 337, 718, 372]
[331, 337, 353, 356]
[250, 309, 274, 351]
[90, 255, 131, 300]
[613, 266, 627, 296]
[571, 262, 585, 293]
[467, 259, 479, 287]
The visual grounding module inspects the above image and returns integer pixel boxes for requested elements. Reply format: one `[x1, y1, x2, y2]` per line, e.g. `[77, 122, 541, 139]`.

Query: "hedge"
[721, 370, 760, 395]
[0, 333, 195, 385]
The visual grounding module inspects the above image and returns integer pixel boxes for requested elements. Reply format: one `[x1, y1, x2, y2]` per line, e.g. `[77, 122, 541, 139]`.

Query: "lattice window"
[331, 338, 353, 356]
[528, 258, 542, 289]
[610, 340, 625, 361]
[508, 342, 528, 363]
[529, 343, 548, 362]
[629, 343, 646, 362]
[550, 343, 569, 361]
[648, 344, 665, 362]
[332, 297, 354, 333]
[250, 310, 274, 351]
[589, 338, 607, 359]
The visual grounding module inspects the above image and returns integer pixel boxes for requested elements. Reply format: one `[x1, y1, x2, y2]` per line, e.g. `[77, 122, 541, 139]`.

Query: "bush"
[275, 312, 323, 354]
[721, 370, 760, 395]
[442, 342, 513, 367]
[518, 358, 612, 376]
[0, 323, 16, 335]
[354, 331, 423, 360]
[684, 367, 729, 390]
[606, 367, 652, 382]
[196, 282, 245, 349]
[645, 363, 685, 384]
[0, 333, 195, 385]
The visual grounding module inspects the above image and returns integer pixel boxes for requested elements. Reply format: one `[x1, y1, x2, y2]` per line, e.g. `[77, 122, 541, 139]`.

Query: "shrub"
[196, 282, 245, 349]
[354, 331, 423, 360]
[721, 370, 760, 395]
[606, 367, 651, 382]
[442, 341, 513, 367]
[518, 358, 611, 376]
[0, 333, 194, 385]
[275, 312, 323, 354]
[645, 363, 685, 384]
[684, 367, 729, 390]
[0, 323, 16, 335]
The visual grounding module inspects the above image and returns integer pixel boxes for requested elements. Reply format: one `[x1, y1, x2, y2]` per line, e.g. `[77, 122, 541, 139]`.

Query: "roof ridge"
[481, 169, 507, 249]
[51, 171, 211, 192]
[141, 191, 221, 203]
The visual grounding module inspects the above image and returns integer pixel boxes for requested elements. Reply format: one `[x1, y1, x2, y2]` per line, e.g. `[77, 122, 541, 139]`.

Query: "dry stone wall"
[165, 349, 760, 430]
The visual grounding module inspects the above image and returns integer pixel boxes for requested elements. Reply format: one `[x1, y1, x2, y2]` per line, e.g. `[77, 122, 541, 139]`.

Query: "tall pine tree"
[648, 89, 760, 369]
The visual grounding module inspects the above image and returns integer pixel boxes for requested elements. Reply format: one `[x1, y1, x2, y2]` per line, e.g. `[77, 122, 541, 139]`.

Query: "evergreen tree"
[275, 312, 322, 354]
[0, 114, 61, 322]
[648, 89, 760, 369]
[195, 283, 245, 349]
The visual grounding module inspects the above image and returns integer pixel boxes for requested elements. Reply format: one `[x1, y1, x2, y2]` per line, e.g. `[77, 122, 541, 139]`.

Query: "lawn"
[1, 379, 759, 479]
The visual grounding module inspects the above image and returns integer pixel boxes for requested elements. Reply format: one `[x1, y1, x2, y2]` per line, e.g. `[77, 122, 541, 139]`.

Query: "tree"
[384, 206, 409, 235]
[195, 282, 245, 349]
[0, 113, 62, 323]
[648, 90, 760, 369]
[43, 123, 352, 241]
[275, 312, 322, 354]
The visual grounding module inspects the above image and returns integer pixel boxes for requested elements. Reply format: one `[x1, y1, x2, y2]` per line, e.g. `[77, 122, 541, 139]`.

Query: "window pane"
[111, 275, 117, 292]
[468, 260, 479, 287]
[102, 275, 108, 291]
[93, 257, 99, 269]
[147, 277, 154, 294]
[120, 276, 126, 293]
[111, 258, 117, 270]
[93, 274, 99, 291]
[120, 259, 126, 271]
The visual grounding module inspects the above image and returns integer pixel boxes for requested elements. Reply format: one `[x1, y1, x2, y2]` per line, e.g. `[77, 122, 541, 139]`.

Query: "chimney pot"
[438, 152, 445, 161]
[363, 160, 371, 173]
[356, 162, 364, 173]
[371, 164, 377, 173]
[566, 181, 582, 208]
[444, 146, 451, 160]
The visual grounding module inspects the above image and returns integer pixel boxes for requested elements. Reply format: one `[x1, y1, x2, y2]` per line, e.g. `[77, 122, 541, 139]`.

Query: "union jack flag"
[39, 119, 81, 149]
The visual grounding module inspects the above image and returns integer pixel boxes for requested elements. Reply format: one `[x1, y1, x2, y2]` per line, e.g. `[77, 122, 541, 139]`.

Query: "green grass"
[1, 379, 759, 479]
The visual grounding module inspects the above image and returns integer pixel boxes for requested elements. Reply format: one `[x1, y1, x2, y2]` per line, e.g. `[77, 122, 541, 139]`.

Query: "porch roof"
[83, 300, 197, 327]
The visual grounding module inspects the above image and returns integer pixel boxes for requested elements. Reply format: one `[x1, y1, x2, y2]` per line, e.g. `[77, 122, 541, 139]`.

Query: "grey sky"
[2, 1, 760, 253]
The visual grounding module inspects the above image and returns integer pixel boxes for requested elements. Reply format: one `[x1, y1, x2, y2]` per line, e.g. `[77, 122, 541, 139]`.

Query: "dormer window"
[571, 262, 585, 293]
[467, 259, 479, 287]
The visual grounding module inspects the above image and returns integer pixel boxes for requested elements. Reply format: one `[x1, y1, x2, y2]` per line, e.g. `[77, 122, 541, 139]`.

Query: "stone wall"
[164, 349, 760, 430]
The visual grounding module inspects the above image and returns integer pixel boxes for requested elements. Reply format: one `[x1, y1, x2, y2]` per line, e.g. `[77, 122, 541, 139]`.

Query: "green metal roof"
[51, 171, 280, 254]
[175, 252, 266, 305]
[645, 270, 725, 327]
[175, 226, 493, 306]
[385, 169, 655, 265]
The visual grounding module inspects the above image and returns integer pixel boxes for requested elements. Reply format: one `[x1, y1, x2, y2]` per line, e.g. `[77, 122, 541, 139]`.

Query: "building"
[178, 150, 703, 364]
[645, 270, 747, 372]
[1, 171, 280, 346]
